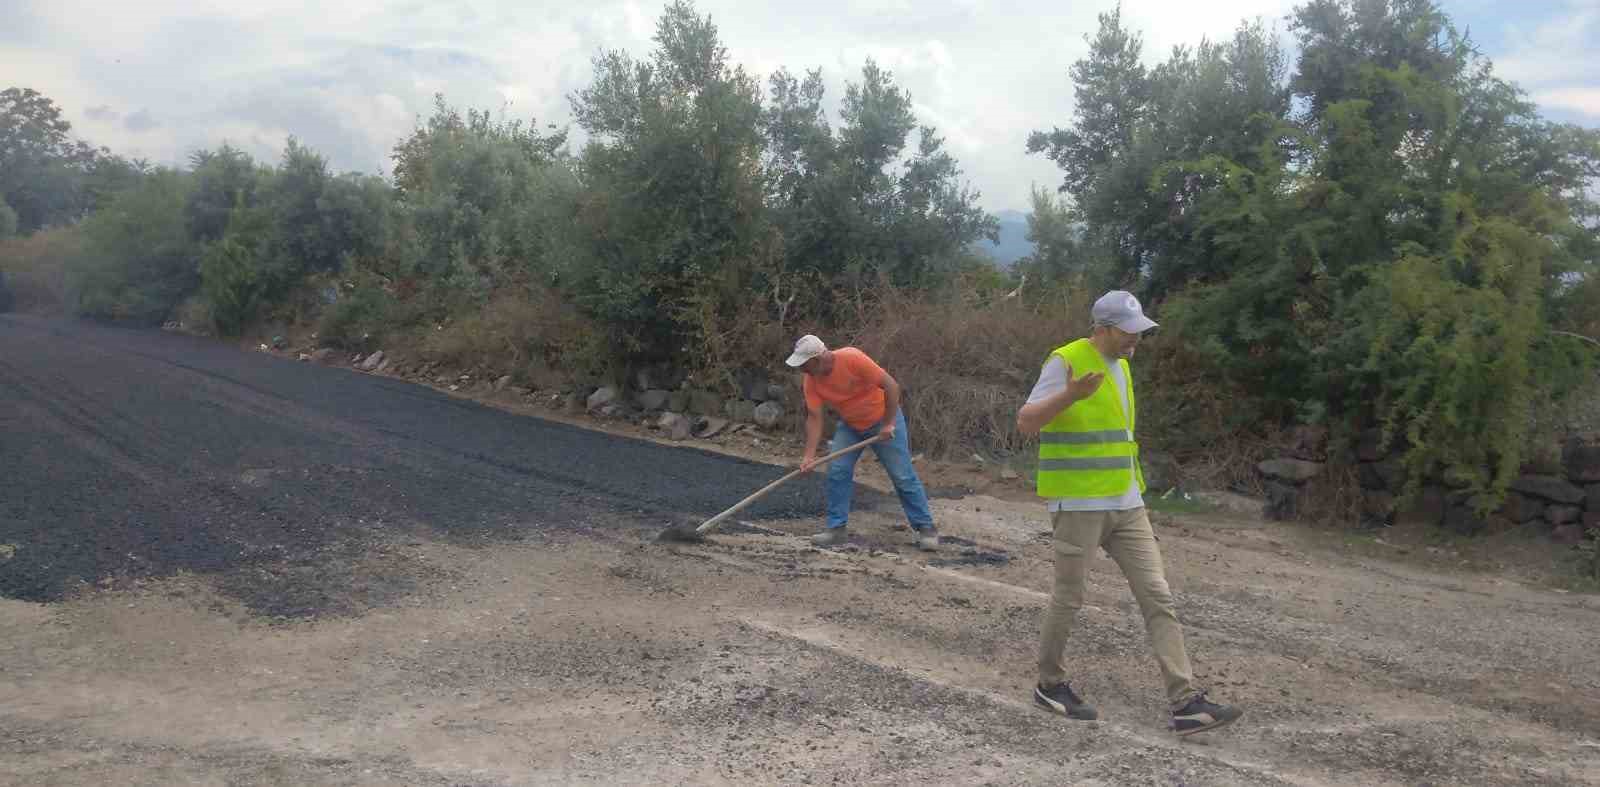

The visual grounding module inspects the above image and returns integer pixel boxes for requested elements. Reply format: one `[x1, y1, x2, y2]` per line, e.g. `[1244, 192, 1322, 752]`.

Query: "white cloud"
[1534, 87, 1600, 119]
[3, 0, 1592, 212]
[1493, 0, 1600, 121]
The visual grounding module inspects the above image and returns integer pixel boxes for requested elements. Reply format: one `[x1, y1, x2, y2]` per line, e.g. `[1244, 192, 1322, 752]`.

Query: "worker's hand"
[799, 452, 818, 473]
[1063, 364, 1105, 403]
[877, 422, 895, 441]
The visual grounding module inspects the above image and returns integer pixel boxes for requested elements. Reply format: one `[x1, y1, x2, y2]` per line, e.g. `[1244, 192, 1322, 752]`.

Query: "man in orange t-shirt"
[785, 334, 938, 551]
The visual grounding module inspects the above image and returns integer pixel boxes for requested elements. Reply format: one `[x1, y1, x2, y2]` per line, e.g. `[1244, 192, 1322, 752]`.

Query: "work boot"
[811, 526, 849, 547]
[914, 525, 940, 551]
[1034, 682, 1098, 720]
[1170, 692, 1243, 736]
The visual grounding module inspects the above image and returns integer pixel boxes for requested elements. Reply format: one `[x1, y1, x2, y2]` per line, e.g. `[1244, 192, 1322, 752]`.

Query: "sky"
[4, 0, 1597, 214]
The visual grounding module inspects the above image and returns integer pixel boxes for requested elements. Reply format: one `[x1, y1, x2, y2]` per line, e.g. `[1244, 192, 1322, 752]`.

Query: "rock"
[635, 368, 655, 392]
[1544, 504, 1581, 525]
[636, 389, 671, 412]
[1288, 425, 1328, 462]
[766, 383, 787, 403]
[668, 391, 690, 413]
[694, 416, 731, 438]
[1498, 492, 1545, 524]
[1257, 458, 1324, 484]
[726, 399, 759, 424]
[1141, 452, 1178, 494]
[688, 390, 723, 417]
[1563, 435, 1600, 483]
[1509, 474, 1585, 505]
[1445, 487, 1477, 509]
[376, 358, 391, 373]
[359, 351, 385, 372]
[753, 401, 785, 429]
[1357, 428, 1387, 462]
[738, 371, 771, 402]
[563, 392, 586, 414]
[1000, 466, 1020, 481]
[311, 348, 334, 364]
[658, 412, 692, 441]
[587, 386, 619, 412]
[297, 353, 311, 362]
[1551, 524, 1586, 546]
[598, 403, 623, 419]
[1264, 481, 1299, 520]
[495, 375, 513, 392]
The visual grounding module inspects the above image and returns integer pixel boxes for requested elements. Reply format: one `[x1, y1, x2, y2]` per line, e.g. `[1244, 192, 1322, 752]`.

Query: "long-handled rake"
[654, 433, 888, 544]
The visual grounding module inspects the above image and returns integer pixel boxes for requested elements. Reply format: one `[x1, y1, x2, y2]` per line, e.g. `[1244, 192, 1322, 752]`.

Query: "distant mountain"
[974, 209, 1033, 268]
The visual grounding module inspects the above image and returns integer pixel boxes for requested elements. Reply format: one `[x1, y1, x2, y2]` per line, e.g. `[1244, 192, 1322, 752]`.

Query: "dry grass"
[841, 280, 1091, 459]
[666, 273, 1280, 483]
[419, 288, 604, 386]
[0, 227, 82, 315]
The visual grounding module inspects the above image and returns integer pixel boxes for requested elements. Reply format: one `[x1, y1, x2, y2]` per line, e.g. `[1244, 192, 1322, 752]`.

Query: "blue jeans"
[825, 410, 935, 531]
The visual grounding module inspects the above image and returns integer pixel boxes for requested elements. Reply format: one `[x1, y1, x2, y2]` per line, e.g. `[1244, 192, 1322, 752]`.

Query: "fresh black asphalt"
[0, 316, 892, 617]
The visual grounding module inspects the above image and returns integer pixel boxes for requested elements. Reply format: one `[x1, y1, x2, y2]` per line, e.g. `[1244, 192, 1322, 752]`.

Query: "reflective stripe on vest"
[1039, 456, 1135, 471]
[1039, 429, 1133, 445]
[1036, 338, 1145, 499]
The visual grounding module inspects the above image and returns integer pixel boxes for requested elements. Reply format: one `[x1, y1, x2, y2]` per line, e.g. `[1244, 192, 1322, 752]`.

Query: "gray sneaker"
[811, 527, 849, 546]
[915, 526, 940, 551]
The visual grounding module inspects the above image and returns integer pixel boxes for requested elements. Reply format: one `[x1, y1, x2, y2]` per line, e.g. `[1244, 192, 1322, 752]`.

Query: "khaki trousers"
[1037, 507, 1198, 710]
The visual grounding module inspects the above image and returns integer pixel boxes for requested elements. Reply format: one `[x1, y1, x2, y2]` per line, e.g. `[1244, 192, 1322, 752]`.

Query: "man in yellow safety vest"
[1015, 290, 1243, 737]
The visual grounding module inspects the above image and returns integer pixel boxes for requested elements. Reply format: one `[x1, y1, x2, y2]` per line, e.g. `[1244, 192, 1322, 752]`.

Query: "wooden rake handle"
[693, 432, 890, 536]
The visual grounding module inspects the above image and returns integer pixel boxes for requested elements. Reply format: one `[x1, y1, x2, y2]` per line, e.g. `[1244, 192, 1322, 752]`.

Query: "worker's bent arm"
[1016, 387, 1082, 435]
[878, 371, 901, 432]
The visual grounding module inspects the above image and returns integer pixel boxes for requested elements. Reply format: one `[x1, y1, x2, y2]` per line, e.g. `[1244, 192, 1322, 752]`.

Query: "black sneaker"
[1170, 693, 1243, 736]
[1034, 682, 1098, 720]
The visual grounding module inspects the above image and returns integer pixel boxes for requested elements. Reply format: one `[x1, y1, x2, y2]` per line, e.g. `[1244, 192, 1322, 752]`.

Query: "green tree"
[0, 87, 101, 233]
[72, 168, 198, 324]
[569, 0, 766, 358]
[1014, 186, 1082, 286]
[390, 95, 573, 308]
[198, 200, 276, 335]
[763, 60, 997, 299]
[1038, 0, 1600, 513]
[185, 145, 261, 244]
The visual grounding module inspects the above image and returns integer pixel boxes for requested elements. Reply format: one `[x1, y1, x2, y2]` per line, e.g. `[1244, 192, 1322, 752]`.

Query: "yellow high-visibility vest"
[1037, 338, 1145, 498]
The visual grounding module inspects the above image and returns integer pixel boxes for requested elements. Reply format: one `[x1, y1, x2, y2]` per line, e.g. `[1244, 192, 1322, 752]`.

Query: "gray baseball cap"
[785, 334, 827, 367]
[1091, 290, 1158, 333]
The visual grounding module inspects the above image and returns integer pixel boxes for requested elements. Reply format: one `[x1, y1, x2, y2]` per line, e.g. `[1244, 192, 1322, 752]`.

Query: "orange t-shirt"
[803, 347, 887, 431]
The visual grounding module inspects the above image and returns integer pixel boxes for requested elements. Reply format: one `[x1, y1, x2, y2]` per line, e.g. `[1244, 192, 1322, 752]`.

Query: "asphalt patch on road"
[926, 536, 1011, 568]
[0, 316, 894, 618]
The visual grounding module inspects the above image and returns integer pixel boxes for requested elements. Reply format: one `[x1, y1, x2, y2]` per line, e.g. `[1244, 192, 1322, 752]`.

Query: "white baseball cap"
[1091, 290, 1158, 333]
[785, 334, 827, 367]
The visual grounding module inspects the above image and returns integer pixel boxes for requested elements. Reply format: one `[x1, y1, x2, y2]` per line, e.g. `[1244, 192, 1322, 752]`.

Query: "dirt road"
[3, 316, 1598, 786]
